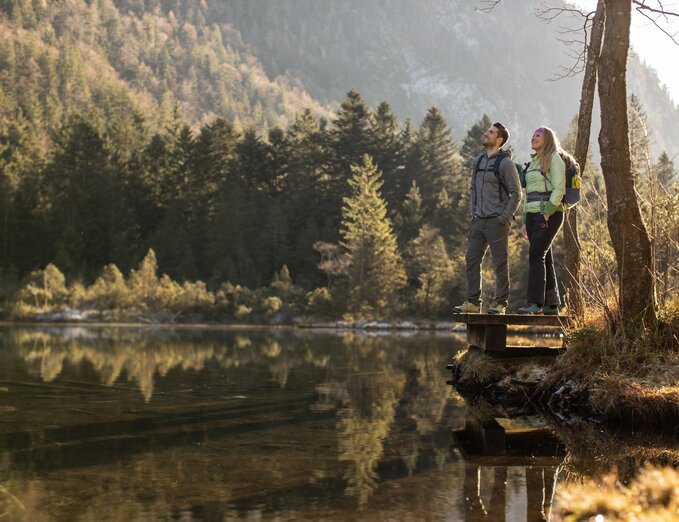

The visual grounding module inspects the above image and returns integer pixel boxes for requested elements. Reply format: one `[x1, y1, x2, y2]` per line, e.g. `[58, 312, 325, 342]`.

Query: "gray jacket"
[469, 151, 522, 225]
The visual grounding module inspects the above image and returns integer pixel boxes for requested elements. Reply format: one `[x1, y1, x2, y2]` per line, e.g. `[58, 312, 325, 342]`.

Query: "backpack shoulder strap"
[474, 154, 484, 173]
[493, 152, 511, 199]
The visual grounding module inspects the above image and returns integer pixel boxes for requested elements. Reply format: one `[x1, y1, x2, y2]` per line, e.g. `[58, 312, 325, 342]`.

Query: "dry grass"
[452, 348, 508, 387]
[554, 465, 679, 522]
[540, 297, 679, 424]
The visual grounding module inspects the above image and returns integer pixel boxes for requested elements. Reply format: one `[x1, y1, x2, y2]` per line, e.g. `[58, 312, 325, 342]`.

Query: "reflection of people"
[453, 122, 522, 315]
[517, 126, 569, 315]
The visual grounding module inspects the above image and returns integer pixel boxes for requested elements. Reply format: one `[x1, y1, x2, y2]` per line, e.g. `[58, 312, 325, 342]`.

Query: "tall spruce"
[369, 101, 405, 213]
[460, 114, 492, 168]
[413, 107, 466, 241]
[656, 152, 676, 189]
[340, 155, 406, 313]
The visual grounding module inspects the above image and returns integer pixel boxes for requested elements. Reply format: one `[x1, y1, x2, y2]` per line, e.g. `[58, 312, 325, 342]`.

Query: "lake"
[0, 325, 576, 520]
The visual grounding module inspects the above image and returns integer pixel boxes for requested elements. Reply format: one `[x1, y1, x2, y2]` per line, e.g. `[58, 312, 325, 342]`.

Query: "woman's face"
[531, 129, 545, 151]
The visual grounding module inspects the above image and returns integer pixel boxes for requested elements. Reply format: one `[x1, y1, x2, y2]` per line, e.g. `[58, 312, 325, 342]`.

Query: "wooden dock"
[451, 313, 572, 355]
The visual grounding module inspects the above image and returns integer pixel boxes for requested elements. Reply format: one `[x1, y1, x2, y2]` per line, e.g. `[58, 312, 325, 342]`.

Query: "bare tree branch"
[633, 0, 679, 45]
[475, 0, 503, 13]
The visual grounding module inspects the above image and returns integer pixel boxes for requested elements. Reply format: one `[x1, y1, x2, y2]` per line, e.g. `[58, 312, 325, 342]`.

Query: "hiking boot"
[451, 300, 481, 314]
[542, 305, 560, 315]
[488, 301, 506, 315]
[517, 303, 543, 315]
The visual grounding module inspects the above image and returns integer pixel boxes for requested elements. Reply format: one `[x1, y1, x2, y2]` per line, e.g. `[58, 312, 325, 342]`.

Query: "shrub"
[259, 296, 282, 316]
[306, 287, 335, 317]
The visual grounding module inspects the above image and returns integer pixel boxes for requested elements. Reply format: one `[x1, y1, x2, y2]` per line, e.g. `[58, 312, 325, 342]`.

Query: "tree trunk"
[597, 0, 656, 325]
[566, 0, 605, 318]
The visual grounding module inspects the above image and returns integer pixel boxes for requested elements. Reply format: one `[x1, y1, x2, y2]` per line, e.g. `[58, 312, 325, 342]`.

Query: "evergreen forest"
[1, 0, 677, 321]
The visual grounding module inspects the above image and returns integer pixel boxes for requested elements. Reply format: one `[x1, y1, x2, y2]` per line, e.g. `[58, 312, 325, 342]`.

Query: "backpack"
[474, 151, 512, 202]
[561, 153, 581, 206]
[518, 162, 530, 188]
[524, 152, 581, 206]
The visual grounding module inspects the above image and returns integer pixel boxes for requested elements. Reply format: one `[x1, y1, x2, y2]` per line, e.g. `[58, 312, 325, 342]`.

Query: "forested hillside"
[0, 0, 331, 151]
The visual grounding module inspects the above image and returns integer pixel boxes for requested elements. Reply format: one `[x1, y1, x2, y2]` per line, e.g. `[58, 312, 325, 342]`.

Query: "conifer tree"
[369, 101, 404, 212]
[406, 225, 456, 316]
[332, 89, 373, 187]
[413, 107, 466, 240]
[460, 114, 492, 168]
[395, 180, 425, 246]
[628, 94, 651, 189]
[340, 155, 406, 313]
[656, 152, 676, 189]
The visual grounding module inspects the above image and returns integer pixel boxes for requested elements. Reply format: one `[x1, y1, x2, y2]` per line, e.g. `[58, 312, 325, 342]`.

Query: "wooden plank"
[451, 313, 572, 327]
[468, 323, 508, 352]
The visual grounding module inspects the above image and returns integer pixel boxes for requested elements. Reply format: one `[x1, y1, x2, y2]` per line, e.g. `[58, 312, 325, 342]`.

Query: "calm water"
[0, 325, 565, 521]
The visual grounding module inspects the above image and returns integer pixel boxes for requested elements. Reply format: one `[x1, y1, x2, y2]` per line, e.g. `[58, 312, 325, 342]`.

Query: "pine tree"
[656, 152, 676, 189]
[413, 107, 466, 240]
[395, 180, 425, 246]
[340, 154, 406, 313]
[628, 94, 652, 190]
[460, 114, 492, 168]
[332, 89, 373, 187]
[369, 101, 404, 213]
[406, 225, 456, 316]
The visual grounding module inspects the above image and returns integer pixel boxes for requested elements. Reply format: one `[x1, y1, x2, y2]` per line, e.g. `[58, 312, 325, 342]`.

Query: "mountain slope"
[0, 0, 331, 149]
[207, 0, 679, 158]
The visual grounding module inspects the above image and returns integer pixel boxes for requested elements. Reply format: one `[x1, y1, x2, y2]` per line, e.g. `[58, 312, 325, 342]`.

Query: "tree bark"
[566, 0, 605, 318]
[597, 0, 656, 325]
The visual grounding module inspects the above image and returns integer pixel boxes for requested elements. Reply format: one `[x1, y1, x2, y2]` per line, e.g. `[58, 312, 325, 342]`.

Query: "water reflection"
[0, 326, 575, 520]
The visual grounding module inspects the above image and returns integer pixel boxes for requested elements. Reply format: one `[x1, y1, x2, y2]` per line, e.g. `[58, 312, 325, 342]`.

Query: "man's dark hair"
[493, 122, 510, 147]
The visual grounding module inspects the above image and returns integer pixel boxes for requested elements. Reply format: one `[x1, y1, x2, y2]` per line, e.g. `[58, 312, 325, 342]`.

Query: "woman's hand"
[521, 223, 528, 240]
[543, 213, 550, 222]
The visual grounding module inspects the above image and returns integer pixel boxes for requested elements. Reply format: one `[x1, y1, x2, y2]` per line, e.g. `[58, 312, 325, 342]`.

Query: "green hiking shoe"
[452, 300, 481, 314]
[542, 305, 560, 315]
[517, 303, 543, 315]
[488, 301, 506, 315]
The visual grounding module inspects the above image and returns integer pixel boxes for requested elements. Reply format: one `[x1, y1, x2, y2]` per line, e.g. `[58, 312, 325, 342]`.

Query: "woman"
[517, 126, 570, 315]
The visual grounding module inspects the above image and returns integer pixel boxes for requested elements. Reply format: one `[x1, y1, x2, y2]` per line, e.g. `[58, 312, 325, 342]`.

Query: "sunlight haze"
[572, 0, 679, 105]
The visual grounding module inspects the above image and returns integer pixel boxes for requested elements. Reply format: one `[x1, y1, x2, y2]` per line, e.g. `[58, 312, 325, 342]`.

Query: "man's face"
[482, 126, 502, 147]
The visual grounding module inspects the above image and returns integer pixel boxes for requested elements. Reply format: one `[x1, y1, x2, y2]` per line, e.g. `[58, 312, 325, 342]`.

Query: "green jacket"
[522, 152, 566, 223]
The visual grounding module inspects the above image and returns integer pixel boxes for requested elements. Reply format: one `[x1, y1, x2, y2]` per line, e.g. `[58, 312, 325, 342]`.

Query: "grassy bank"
[449, 297, 679, 430]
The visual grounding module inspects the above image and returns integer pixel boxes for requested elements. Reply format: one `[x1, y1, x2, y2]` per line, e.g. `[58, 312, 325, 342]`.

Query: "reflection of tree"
[0, 327, 472, 517]
[316, 336, 408, 505]
[9, 329, 336, 402]
[8, 329, 462, 410]
[337, 370, 406, 505]
[308, 334, 468, 504]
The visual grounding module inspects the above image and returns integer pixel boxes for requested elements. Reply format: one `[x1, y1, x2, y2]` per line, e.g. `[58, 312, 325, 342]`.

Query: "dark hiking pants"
[465, 217, 510, 307]
[525, 211, 564, 306]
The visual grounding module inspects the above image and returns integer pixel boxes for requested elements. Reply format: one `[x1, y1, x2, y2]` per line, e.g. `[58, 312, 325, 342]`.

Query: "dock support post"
[467, 323, 508, 352]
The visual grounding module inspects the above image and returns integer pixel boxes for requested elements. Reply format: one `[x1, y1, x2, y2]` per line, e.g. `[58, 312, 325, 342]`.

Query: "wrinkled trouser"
[526, 211, 564, 306]
[465, 217, 510, 307]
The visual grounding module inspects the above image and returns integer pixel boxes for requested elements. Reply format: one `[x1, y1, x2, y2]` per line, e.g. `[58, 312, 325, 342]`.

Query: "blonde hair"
[536, 126, 577, 175]
[535, 126, 558, 173]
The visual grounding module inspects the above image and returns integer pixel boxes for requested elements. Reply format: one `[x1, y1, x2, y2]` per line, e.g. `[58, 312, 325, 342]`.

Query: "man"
[452, 122, 522, 315]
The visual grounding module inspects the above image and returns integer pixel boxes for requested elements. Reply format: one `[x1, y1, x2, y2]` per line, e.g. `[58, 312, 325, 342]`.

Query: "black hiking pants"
[526, 211, 564, 306]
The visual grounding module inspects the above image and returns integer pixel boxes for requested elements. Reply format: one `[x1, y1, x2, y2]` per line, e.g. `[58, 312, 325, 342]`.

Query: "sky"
[573, 1, 679, 105]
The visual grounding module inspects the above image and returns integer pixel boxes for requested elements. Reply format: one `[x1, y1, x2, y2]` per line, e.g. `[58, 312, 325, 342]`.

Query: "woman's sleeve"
[543, 153, 566, 216]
